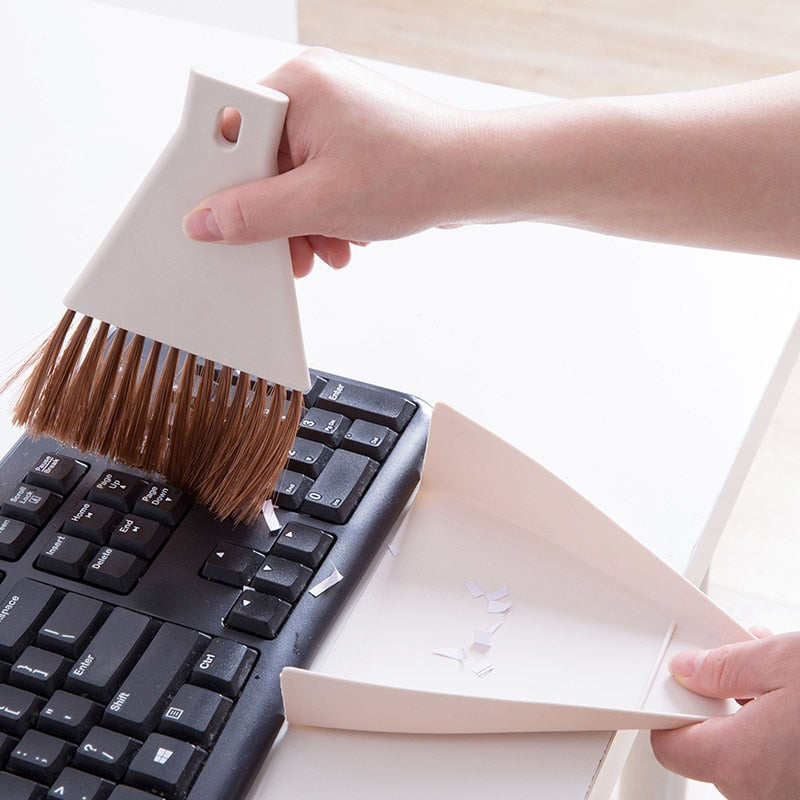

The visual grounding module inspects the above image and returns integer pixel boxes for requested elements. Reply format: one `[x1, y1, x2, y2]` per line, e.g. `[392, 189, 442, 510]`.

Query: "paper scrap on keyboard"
[261, 500, 282, 532]
[309, 566, 344, 597]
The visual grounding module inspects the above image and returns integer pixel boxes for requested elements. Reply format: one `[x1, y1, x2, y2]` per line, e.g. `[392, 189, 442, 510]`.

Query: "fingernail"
[669, 650, 707, 680]
[183, 208, 223, 242]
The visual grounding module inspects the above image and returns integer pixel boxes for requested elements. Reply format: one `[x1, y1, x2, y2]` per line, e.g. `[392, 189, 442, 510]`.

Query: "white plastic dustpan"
[281, 404, 752, 734]
[64, 68, 310, 392]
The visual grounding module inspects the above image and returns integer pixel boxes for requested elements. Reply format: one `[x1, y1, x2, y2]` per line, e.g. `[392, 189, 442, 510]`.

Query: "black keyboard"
[0, 369, 430, 800]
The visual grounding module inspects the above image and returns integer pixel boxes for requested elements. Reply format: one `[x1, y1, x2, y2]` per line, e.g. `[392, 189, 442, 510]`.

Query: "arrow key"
[226, 592, 291, 639]
[201, 543, 265, 588]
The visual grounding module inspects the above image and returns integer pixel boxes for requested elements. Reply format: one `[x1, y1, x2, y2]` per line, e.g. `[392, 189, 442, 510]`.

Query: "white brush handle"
[64, 69, 310, 392]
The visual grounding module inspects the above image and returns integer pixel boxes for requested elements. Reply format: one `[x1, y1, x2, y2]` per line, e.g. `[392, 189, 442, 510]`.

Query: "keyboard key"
[107, 788, 153, 800]
[201, 544, 264, 588]
[226, 592, 291, 639]
[9, 729, 74, 784]
[9, 646, 70, 695]
[302, 449, 379, 523]
[37, 691, 102, 743]
[133, 483, 191, 526]
[1, 484, 61, 527]
[315, 380, 416, 431]
[271, 523, 334, 568]
[102, 623, 208, 738]
[190, 638, 256, 698]
[35, 533, 96, 580]
[47, 767, 114, 800]
[159, 684, 232, 747]
[83, 547, 146, 594]
[251, 555, 312, 602]
[302, 374, 328, 407]
[0, 732, 17, 763]
[298, 407, 351, 447]
[63, 502, 119, 545]
[0, 517, 38, 561]
[25, 453, 87, 495]
[287, 438, 333, 478]
[0, 684, 43, 736]
[108, 516, 169, 560]
[125, 732, 204, 798]
[273, 470, 312, 511]
[37, 593, 107, 658]
[342, 419, 398, 460]
[87, 470, 146, 513]
[0, 579, 62, 661]
[74, 726, 139, 781]
[0, 770, 46, 800]
[65, 608, 156, 703]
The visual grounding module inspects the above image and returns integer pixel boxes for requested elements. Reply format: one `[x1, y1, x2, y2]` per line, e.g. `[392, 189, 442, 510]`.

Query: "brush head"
[4, 69, 311, 524]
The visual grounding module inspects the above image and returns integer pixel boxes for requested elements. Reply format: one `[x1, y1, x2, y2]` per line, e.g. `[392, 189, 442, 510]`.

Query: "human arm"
[650, 632, 800, 799]
[183, 48, 800, 275]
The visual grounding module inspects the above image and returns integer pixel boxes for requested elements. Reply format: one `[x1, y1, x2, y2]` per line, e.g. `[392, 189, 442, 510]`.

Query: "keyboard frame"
[0, 369, 431, 799]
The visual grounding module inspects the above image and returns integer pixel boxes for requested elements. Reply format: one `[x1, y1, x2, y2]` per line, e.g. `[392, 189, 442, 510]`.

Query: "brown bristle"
[140, 346, 180, 472]
[163, 352, 197, 485]
[114, 340, 162, 467]
[51, 320, 111, 443]
[195, 369, 252, 500]
[188, 367, 233, 494]
[97, 333, 145, 458]
[179, 359, 221, 489]
[8, 309, 76, 428]
[29, 314, 93, 436]
[1, 315, 302, 525]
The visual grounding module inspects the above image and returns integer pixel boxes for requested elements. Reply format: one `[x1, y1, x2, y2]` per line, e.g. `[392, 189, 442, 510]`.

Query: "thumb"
[183, 166, 321, 245]
[669, 633, 797, 700]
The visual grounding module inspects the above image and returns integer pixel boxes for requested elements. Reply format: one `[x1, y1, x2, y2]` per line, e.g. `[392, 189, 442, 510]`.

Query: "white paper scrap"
[473, 659, 495, 678]
[473, 629, 493, 648]
[261, 500, 282, 532]
[487, 599, 513, 614]
[309, 566, 344, 597]
[387, 542, 400, 557]
[464, 580, 484, 598]
[487, 586, 510, 601]
[433, 647, 467, 663]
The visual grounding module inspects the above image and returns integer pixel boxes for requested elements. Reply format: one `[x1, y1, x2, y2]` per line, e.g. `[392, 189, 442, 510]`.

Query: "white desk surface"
[3, 1, 800, 797]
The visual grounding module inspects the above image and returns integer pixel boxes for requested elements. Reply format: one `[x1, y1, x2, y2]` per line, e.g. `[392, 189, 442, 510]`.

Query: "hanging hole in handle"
[217, 106, 242, 145]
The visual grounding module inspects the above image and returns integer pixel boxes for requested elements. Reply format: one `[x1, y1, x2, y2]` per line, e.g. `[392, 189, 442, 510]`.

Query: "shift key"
[102, 623, 207, 737]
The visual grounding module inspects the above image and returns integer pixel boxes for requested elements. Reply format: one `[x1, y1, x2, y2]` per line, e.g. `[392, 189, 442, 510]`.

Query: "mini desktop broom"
[5, 69, 311, 524]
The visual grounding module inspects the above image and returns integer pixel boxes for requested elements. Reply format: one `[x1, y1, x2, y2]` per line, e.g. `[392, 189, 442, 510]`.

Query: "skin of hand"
[184, 47, 800, 276]
[651, 631, 800, 799]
